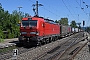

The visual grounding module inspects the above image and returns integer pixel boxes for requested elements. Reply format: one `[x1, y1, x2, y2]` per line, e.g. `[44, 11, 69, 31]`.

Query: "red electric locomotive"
[18, 1, 73, 46]
[18, 16, 60, 46]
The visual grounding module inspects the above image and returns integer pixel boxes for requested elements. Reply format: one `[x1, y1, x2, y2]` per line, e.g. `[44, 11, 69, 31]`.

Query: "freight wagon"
[60, 25, 72, 37]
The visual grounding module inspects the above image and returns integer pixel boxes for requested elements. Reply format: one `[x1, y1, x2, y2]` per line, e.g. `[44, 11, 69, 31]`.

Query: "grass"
[0, 46, 16, 53]
[0, 38, 4, 43]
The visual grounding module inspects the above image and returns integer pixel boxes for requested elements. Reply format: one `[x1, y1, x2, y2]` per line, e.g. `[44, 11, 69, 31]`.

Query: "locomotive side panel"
[35, 18, 45, 36]
[44, 21, 60, 36]
[44, 22, 52, 35]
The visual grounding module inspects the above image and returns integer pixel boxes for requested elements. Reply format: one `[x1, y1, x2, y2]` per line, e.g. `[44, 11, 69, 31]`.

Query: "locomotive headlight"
[21, 32, 27, 34]
[30, 32, 36, 34]
[30, 32, 39, 35]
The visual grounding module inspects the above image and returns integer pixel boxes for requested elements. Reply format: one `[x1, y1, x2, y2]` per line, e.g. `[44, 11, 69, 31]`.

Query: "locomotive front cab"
[19, 17, 39, 45]
[21, 18, 38, 36]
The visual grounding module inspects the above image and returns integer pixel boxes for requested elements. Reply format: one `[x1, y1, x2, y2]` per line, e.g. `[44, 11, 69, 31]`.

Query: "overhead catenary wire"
[29, 0, 78, 20]
[75, 0, 87, 15]
[42, 7, 61, 18]
[29, 0, 34, 3]
[39, 2, 62, 17]
[66, 0, 79, 21]
[29, 0, 61, 19]
[84, 3, 90, 27]
[82, 0, 90, 26]
[40, 1, 75, 19]
[76, 0, 90, 26]
[29, 0, 79, 24]
[66, 0, 76, 15]
[81, 0, 90, 12]
[29, 0, 90, 26]
[62, 0, 75, 19]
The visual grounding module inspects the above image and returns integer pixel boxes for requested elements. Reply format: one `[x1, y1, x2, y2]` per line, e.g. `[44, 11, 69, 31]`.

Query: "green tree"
[0, 3, 32, 39]
[70, 20, 77, 28]
[0, 30, 4, 38]
[58, 18, 68, 25]
[24, 13, 30, 17]
[55, 20, 59, 23]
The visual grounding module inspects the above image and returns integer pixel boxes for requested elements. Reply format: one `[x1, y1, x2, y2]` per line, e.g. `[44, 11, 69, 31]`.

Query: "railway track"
[54, 36, 88, 60]
[0, 32, 87, 60]
[33, 32, 88, 60]
[4, 32, 78, 60]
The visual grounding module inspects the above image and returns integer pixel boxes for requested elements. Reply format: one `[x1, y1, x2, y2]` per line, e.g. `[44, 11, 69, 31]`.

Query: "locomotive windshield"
[22, 20, 37, 27]
[22, 21, 29, 27]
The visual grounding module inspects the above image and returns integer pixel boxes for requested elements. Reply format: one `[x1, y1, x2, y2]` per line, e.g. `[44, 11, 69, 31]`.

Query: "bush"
[0, 38, 4, 43]
[0, 30, 4, 39]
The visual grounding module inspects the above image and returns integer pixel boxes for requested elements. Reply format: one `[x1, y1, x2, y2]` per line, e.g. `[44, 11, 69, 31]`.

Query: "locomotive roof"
[22, 16, 58, 24]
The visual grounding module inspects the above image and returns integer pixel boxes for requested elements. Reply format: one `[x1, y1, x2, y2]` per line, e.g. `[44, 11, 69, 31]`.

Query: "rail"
[33, 32, 86, 60]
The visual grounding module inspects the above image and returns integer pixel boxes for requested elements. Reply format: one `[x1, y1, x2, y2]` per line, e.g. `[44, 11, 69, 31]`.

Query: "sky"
[0, 0, 90, 27]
